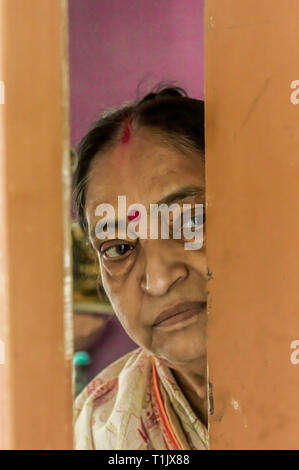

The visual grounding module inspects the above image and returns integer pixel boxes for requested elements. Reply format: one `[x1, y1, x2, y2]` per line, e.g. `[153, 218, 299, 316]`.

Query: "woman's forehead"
[86, 132, 204, 210]
[86, 159, 204, 218]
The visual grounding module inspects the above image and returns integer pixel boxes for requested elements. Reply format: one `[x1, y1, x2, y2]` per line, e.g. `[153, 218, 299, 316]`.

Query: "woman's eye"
[183, 213, 205, 229]
[102, 243, 135, 259]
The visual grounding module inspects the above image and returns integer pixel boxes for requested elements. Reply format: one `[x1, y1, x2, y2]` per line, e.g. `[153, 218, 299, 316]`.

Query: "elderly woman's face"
[85, 128, 207, 366]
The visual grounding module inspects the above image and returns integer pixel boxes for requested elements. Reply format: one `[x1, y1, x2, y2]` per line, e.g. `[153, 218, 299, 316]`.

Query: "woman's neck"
[170, 357, 208, 427]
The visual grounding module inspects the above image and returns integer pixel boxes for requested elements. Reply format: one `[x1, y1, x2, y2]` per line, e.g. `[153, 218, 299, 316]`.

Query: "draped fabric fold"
[74, 348, 208, 450]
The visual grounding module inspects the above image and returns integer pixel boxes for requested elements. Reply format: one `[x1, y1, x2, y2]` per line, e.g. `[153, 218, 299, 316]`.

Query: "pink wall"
[68, 0, 205, 147]
[88, 316, 137, 379]
[68, 0, 205, 374]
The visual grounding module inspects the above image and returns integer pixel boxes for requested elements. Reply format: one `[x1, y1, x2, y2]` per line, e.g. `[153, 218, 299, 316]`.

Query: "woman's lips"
[153, 301, 206, 327]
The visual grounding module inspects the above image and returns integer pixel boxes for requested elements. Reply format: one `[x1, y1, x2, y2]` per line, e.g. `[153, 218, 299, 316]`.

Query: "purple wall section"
[68, 0, 205, 376]
[88, 316, 137, 379]
[68, 0, 205, 147]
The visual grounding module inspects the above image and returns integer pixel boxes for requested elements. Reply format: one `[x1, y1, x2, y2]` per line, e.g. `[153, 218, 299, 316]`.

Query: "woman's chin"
[154, 337, 206, 367]
[151, 318, 206, 365]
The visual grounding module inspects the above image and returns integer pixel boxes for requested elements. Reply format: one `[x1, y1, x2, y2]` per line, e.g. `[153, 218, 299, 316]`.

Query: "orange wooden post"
[205, 0, 299, 449]
[0, 0, 73, 449]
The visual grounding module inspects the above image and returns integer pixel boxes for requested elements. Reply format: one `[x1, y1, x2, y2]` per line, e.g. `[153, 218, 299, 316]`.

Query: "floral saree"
[74, 347, 209, 450]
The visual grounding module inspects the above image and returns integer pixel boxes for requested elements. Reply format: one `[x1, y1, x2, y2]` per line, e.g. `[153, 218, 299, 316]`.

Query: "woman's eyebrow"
[90, 185, 205, 242]
[155, 185, 205, 206]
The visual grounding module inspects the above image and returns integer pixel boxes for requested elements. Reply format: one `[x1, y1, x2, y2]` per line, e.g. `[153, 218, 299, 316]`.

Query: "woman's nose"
[139, 240, 189, 297]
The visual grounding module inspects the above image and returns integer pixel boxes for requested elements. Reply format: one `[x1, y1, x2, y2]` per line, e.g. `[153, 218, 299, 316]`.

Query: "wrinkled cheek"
[99, 269, 132, 328]
[97, 272, 122, 323]
[99, 263, 151, 349]
[186, 249, 207, 278]
[100, 261, 125, 294]
[102, 276, 123, 313]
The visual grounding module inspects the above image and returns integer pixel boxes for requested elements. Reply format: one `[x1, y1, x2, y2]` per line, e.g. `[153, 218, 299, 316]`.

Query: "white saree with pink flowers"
[74, 347, 209, 450]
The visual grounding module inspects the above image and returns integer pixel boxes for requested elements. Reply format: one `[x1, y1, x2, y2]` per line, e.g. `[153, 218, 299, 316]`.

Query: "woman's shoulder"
[90, 347, 144, 382]
[74, 347, 143, 409]
[73, 347, 151, 449]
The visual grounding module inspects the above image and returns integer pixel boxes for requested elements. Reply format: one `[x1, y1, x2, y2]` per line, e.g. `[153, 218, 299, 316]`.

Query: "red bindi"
[128, 209, 140, 221]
